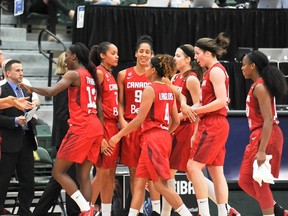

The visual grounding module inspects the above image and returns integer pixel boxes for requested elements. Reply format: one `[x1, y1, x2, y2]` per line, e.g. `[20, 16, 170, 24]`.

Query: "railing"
[38, 29, 66, 100]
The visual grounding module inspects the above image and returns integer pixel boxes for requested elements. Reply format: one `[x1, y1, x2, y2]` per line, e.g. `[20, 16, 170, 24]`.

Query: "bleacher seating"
[36, 124, 56, 159]
[258, 48, 288, 62]
[1, 0, 85, 34]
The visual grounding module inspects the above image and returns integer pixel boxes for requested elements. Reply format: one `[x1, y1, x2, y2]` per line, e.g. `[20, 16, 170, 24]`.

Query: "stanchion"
[45, 51, 53, 101]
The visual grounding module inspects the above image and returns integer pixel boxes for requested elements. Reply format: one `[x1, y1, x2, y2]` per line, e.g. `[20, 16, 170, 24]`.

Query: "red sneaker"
[228, 207, 241, 216]
[79, 206, 97, 216]
[284, 210, 288, 216]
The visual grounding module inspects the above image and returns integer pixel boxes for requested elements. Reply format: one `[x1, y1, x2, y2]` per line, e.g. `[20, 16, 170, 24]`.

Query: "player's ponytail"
[89, 42, 113, 67]
[195, 32, 230, 58]
[246, 50, 288, 98]
[69, 42, 101, 98]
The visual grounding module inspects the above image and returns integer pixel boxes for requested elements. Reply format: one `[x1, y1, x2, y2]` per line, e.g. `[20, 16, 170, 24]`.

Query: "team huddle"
[1, 32, 287, 216]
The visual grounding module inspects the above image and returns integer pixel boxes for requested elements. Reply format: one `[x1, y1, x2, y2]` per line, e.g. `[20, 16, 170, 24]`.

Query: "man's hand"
[8, 96, 33, 111]
[16, 115, 27, 127]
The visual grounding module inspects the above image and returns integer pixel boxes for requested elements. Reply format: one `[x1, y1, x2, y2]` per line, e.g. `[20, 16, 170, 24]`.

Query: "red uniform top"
[141, 82, 175, 133]
[68, 68, 101, 135]
[123, 67, 151, 120]
[201, 62, 229, 117]
[246, 78, 279, 131]
[171, 71, 197, 111]
[97, 65, 118, 120]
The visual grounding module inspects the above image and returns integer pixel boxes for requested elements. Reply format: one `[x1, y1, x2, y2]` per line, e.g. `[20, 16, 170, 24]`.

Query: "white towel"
[253, 155, 275, 186]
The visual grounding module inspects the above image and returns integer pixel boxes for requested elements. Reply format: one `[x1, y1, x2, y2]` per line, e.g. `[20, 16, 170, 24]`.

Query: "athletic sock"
[205, 178, 217, 204]
[151, 200, 161, 214]
[128, 208, 138, 216]
[140, 204, 144, 213]
[217, 203, 228, 216]
[197, 198, 210, 216]
[175, 204, 191, 216]
[101, 203, 112, 216]
[71, 190, 90, 212]
[161, 178, 175, 216]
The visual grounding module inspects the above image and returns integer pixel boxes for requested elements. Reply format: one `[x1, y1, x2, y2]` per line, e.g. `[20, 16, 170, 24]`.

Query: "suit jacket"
[0, 82, 37, 153]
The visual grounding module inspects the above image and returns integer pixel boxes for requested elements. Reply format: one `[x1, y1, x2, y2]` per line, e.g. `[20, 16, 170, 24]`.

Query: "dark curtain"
[73, 6, 288, 61]
[73, 6, 288, 109]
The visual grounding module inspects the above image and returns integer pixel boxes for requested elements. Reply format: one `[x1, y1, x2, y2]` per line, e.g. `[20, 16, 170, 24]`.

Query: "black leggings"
[29, 0, 70, 34]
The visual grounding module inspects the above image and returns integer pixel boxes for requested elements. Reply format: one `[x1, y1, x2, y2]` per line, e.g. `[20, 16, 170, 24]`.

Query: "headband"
[179, 45, 194, 59]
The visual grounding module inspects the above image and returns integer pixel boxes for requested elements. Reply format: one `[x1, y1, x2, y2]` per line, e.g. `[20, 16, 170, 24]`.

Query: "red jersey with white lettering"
[58, 68, 103, 164]
[123, 67, 151, 120]
[171, 71, 197, 111]
[170, 71, 197, 171]
[246, 78, 279, 131]
[67, 68, 102, 136]
[141, 82, 175, 133]
[201, 63, 229, 117]
[97, 65, 118, 121]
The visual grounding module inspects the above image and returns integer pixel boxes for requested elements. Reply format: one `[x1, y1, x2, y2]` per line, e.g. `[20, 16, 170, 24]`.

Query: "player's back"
[142, 82, 174, 132]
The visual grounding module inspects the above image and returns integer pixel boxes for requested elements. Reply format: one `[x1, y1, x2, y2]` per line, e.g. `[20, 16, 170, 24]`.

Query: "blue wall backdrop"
[225, 111, 288, 181]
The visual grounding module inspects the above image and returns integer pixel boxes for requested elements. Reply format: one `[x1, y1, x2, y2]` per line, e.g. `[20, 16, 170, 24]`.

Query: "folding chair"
[35, 125, 56, 159]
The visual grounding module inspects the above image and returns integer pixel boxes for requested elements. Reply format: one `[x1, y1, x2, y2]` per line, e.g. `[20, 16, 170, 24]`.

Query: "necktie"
[16, 87, 29, 130]
[15, 87, 24, 98]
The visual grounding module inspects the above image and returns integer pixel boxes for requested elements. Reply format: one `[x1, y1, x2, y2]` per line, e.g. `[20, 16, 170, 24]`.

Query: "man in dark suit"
[0, 59, 37, 216]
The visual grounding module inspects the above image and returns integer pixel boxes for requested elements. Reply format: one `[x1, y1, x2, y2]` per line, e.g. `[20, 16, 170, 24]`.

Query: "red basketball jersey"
[97, 65, 118, 120]
[123, 67, 151, 120]
[141, 82, 175, 132]
[246, 78, 279, 131]
[68, 68, 98, 127]
[201, 62, 229, 117]
[171, 71, 197, 111]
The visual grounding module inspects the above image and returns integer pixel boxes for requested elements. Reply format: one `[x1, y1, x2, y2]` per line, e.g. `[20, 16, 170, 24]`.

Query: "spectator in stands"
[170, 0, 220, 7]
[91, 0, 120, 5]
[128, 0, 170, 7]
[170, 0, 191, 7]
[235, 0, 248, 3]
[217, 0, 227, 7]
[25, 0, 75, 41]
[257, 0, 288, 8]
[0, 60, 38, 216]
[32, 52, 80, 216]
[239, 50, 288, 216]
[283, 0, 288, 7]
[120, 0, 147, 5]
